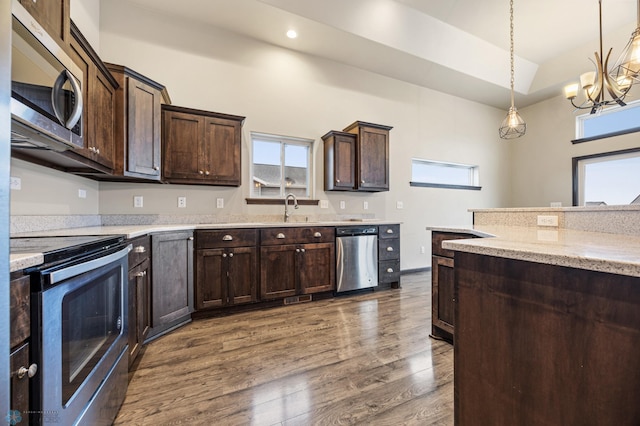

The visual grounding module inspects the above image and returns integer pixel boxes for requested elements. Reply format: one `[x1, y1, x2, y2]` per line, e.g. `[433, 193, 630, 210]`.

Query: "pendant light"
[499, 0, 526, 139]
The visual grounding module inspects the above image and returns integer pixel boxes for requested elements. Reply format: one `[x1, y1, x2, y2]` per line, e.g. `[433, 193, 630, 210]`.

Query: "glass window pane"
[252, 140, 282, 197]
[411, 159, 478, 186]
[582, 154, 640, 205]
[579, 101, 640, 139]
[284, 144, 309, 196]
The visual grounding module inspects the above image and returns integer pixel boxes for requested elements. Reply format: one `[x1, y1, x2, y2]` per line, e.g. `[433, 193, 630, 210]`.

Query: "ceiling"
[122, 0, 639, 110]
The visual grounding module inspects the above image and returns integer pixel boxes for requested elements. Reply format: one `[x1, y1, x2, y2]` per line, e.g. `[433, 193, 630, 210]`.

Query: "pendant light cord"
[509, 0, 515, 109]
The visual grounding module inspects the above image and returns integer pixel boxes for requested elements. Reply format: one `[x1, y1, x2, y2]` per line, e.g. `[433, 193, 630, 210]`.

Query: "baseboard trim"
[401, 267, 431, 275]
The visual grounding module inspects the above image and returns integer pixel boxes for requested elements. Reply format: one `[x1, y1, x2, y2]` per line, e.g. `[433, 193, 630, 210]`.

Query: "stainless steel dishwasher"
[336, 226, 378, 292]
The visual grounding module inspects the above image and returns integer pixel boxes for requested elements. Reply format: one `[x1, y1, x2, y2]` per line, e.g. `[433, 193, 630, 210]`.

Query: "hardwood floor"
[114, 271, 454, 425]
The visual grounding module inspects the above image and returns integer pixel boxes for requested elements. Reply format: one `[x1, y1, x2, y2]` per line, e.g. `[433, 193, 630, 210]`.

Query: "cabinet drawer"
[260, 227, 334, 245]
[196, 229, 257, 249]
[128, 235, 151, 268]
[379, 260, 400, 283]
[10, 275, 30, 349]
[431, 231, 477, 258]
[379, 238, 400, 261]
[379, 224, 400, 239]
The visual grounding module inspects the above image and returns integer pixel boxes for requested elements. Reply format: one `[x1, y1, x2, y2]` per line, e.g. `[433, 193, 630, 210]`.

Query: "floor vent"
[283, 294, 312, 305]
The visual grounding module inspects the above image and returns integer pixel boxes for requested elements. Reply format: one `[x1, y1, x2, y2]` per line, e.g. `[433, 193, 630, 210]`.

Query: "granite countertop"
[10, 220, 397, 272]
[427, 225, 640, 278]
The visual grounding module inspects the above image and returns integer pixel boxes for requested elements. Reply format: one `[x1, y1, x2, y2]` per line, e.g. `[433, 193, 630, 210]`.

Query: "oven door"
[34, 245, 130, 426]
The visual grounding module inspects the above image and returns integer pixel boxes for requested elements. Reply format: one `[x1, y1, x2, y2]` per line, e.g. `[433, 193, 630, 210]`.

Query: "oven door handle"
[48, 244, 132, 285]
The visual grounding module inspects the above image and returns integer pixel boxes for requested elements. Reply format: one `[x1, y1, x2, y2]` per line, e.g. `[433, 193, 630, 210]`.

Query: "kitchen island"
[429, 224, 640, 425]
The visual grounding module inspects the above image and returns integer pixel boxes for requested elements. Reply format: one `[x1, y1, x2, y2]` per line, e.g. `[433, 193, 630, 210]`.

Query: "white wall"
[70, 0, 101, 50]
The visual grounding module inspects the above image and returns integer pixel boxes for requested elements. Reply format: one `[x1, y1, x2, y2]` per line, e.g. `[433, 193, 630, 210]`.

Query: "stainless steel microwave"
[10, 0, 83, 151]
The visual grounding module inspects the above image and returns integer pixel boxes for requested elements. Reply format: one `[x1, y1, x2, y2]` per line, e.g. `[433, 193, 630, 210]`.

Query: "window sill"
[410, 182, 482, 191]
[245, 198, 320, 206]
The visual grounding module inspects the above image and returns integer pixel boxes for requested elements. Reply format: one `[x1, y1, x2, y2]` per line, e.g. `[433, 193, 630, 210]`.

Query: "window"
[251, 132, 313, 198]
[410, 158, 480, 190]
[574, 100, 640, 142]
[573, 148, 640, 206]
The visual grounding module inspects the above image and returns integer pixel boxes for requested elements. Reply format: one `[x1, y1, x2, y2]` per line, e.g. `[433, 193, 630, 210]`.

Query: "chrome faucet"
[284, 193, 299, 222]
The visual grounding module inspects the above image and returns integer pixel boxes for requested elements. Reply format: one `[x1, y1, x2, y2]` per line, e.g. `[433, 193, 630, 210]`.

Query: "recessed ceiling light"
[286, 29, 297, 39]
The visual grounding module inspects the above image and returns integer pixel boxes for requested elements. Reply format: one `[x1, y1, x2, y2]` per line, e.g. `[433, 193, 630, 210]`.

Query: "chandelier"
[564, 0, 640, 113]
[499, 0, 526, 140]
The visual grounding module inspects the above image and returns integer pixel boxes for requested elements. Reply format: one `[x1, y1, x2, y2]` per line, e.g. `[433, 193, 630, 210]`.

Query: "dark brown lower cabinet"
[454, 252, 640, 426]
[260, 242, 335, 300]
[195, 246, 257, 309]
[10, 343, 30, 424]
[128, 258, 150, 366]
[149, 231, 194, 339]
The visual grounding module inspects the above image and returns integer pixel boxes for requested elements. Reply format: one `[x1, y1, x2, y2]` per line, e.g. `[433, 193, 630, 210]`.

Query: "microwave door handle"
[65, 71, 83, 129]
[51, 70, 67, 126]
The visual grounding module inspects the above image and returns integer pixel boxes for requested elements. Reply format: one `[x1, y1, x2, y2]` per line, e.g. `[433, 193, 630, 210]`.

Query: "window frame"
[409, 158, 481, 191]
[249, 131, 315, 200]
[572, 147, 640, 206]
[572, 100, 640, 144]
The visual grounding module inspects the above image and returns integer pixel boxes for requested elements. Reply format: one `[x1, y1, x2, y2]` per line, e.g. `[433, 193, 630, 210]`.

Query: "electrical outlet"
[216, 198, 224, 209]
[537, 215, 558, 227]
[339, 200, 346, 210]
[134, 196, 143, 208]
[78, 189, 87, 199]
[320, 200, 328, 209]
[178, 196, 187, 208]
[363, 201, 369, 210]
[550, 201, 562, 207]
[396, 201, 404, 209]
[10, 176, 21, 190]
[420, 246, 425, 254]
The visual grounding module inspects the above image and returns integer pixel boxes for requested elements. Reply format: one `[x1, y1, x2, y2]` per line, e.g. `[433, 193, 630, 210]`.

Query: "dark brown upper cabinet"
[106, 63, 170, 182]
[323, 121, 392, 192]
[162, 104, 245, 186]
[18, 0, 70, 46]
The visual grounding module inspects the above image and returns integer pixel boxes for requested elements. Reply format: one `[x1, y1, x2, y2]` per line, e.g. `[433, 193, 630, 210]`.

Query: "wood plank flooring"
[114, 271, 454, 425]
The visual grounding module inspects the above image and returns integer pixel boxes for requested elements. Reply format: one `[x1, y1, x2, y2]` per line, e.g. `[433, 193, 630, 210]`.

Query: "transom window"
[410, 158, 480, 190]
[251, 132, 313, 198]
[573, 148, 640, 206]
[575, 100, 640, 141]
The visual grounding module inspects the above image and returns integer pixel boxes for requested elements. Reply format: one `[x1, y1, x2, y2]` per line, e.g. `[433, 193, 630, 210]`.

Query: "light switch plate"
[396, 201, 404, 209]
[363, 201, 369, 210]
[10, 176, 21, 190]
[339, 201, 346, 210]
[320, 200, 328, 209]
[78, 189, 87, 199]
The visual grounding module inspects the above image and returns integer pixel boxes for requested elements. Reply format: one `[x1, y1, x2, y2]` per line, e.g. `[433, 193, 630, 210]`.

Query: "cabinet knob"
[222, 253, 227, 258]
[229, 252, 234, 258]
[314, 232, 322, 238]
[386, 246, 394, 252]
[188, 236, 194, 241]
[296, 248, 300, 253]
[386, 229, 394, 234]
[154, 166, 160, 171]
[222, 235, 233, 241]
[134, 271, 146, 277]
[134, 246, 146, 253]
[17, 363, 37, 379]
[276, 233, 286, 239]
[361, 180, 365, 184]
[205, 171, 210, 176]
[386, 268, 394, 273]
[301, 248, 306, 253]
[199, 170, 204, 175]
[336, 179, 340, 183]
[95, 148, 100, 155]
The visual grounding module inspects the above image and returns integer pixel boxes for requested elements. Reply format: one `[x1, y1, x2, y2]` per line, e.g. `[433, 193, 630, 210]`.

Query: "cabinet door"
[195, 248, 226, 309]
[298, 242, 335, 294]
[18, 0, 69, 45]
[332, 133, 356, 190]
[162, 110, 203, 181]
[228, 247, 258, 304]
[127, 78, 162, 178]
[357, 126, 389, 191]
[151, 232, 194, 329]
[10, 343, 30, 425]
[91, 69, 116, 169]
[260, 245, 297, 300]
[201, 116, 241, 186]
[432, 255, 455, 337]
[128, 258, 150, 366]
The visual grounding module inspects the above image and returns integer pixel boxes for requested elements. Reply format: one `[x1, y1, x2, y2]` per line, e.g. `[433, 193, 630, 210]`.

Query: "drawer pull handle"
[386, 246, 394, 252]
[134, 246, 146, 253]
[386, 268, 394, 273]
[134, 271, 146, 278]
[314, 232, 322, 238]
[276, 233, 286, 239]
[222, 235, 233, 241]
[386, 229, 394, 234]
[18, 363, 37, 379]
